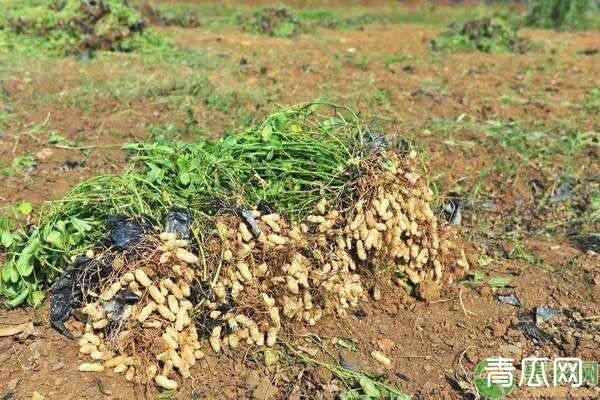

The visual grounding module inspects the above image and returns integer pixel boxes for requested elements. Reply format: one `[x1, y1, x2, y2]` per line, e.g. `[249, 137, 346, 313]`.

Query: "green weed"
[238, 6, 301, 38]
[1, 155, 36, 177]
[0, 0, 160, 56]
[508, 240, 539, 265]
[582, 88, 600, 115]
[525, 0, 595, 30]
[284, 344, 411, 400]
[431, 17, 527, 53]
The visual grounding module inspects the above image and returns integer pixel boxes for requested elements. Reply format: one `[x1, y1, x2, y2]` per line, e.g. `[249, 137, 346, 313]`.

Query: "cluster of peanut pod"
[77, 233, 203, 390]
[73, 150, 466, 391]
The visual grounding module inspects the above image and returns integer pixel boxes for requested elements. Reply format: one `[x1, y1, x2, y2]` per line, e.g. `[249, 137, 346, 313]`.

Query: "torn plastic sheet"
[550, 179, 575, 203]
[239, 208, 261, 238]
[570, 233, 600, 253]
[163, 205, 193, 239]
[513, 321, 553, 342]
[535, 307, 562, 324]
[105, 214, 155, 251]
[49, 257, 90, 339]
[50, 215, 156, 338]
[103, 290, 141, 321]
[496, 293, 523, 308]
[442, 192, 464, 226]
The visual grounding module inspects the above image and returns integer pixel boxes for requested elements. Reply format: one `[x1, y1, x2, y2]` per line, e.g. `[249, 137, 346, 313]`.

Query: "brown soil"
[1, 3, 599, 400]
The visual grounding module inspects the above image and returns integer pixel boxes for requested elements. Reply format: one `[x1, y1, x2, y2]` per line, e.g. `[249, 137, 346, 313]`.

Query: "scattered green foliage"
[299, 9, 380, 30]
[1, 155, 36, 176]
[0, 102, 376, 306]
[461, 272, 512, 288]
[144, 3, 201, 28]
[151, 2, 522, 34]
[582, 88, 600, 115]
[286, 346, 410, 400]
[335, 338, 358, 352]
[525, 0, 592, 30]
[0, 0, 166, 57]
[431, 17, 526, 53]
[157, 389, 176, 399]
[239, 6, 301, 38]
[487, 276, 512, 288]
[508, 240, 539, 265]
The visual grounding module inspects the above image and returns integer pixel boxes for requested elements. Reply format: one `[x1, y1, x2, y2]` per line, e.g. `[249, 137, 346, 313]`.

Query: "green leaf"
[55, 220, 68, 233]
[70, 217, 93, 233]
[477, 255, 493, 267]
[488, 276, 512, 288]
[5, 286, 30, 307]
[261, 124, 273, 142]
[263, 348, 279, 367]
[336, 338, 357, 352]
[358, 376, 381, 398]
[15, 202, 33, 215]
[339, 390, 361, 400]
[1, 262, 14, 282]
[387, 390, 411, 400]
[16, 252, 34, 277]
[9, 265, 19, 283]
[1, 230, 14, 248]
[179, 171, 191, 186]
[468, 271, 485, 282]
[147, 163, 162, 183]
[67, 232, 83, 246]
[44, 230, 63, 248]
[157, 390, 175, 399]
[48, 132, 69, 145]
[15, 236, 40, 277]
[31, 290, 45, 307]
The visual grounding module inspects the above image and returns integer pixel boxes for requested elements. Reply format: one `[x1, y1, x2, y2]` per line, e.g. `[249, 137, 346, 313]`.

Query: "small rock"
[321, 383, 340, 394]
[297, 345, 319, 357]
[65, 320, 85, 337]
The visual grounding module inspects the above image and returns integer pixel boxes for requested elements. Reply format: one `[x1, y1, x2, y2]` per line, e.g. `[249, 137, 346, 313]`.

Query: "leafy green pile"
[0, 102, 368, 306]
[238, 6, 301, 38]
[0, 0, 162, 56]
[525, 0, 592, 30]
[431, 17, 526, 53]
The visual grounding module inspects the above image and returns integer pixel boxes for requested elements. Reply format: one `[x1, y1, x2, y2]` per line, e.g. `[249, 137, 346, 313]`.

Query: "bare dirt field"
[0, 1, 599, 399]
